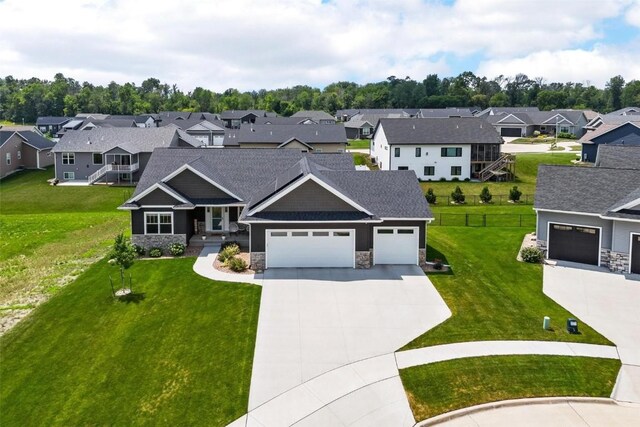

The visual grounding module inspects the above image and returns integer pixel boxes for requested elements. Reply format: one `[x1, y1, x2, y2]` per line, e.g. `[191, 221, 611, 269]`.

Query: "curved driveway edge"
[396, 340, 619, 369]
[414, 397, 640, 426]
[193, 246, 264, 286]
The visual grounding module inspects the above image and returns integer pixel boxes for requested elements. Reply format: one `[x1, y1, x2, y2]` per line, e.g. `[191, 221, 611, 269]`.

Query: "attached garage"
[500, 127, 522, 137]
[265, 229, 355, 268]
[631, 234, 640, 274]
[548, 223, 601, 265]
[373, 227, 419, 265]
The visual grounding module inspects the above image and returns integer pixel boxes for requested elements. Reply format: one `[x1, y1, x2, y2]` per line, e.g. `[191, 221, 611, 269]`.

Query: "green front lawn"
[400, 355, 621, 421]
[0, 167, 129, 307]
[347, 139, 371, 149]
[420, 153, 574, 197]
[405, 227, 611, 348]
[0, 258, 261, 426]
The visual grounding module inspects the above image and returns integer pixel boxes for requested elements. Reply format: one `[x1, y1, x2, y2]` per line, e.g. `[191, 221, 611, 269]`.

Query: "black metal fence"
[428, 194, 534, 206]
[431, 213, 537, 227]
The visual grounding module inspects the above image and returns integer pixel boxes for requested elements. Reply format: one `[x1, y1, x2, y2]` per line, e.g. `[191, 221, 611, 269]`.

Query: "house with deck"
[535, 145, 640, 274]
[51, 127, 201, 184]
[120, 149, 432, 270]
[371, 117, 512, 181]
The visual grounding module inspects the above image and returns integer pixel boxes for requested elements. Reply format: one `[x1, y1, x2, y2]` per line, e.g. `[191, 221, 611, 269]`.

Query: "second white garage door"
[266, 229, 355, 268]
[373, 227, 419, 265]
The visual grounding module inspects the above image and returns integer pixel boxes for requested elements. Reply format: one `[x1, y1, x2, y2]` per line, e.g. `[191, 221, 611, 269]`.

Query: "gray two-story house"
[51, 127, 200, 184]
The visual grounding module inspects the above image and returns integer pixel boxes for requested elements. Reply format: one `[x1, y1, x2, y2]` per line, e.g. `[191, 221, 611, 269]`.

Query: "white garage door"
[266, 229, 355, 268]
[373, 227, 419, 265]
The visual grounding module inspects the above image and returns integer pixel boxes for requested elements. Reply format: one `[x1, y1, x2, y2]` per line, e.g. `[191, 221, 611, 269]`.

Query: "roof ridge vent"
[412, 124, 415, 130]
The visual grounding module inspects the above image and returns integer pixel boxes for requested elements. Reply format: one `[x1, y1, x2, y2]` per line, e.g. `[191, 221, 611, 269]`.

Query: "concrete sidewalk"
[192, 246, 263, 286]
[396, 340, 619, 369]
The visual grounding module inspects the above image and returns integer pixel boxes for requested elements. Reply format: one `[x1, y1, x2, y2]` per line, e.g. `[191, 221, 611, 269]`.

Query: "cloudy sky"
[1, 0, 639, 91]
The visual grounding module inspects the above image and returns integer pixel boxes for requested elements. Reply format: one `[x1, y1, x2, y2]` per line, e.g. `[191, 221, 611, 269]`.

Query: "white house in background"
[371, 118, 504, 181]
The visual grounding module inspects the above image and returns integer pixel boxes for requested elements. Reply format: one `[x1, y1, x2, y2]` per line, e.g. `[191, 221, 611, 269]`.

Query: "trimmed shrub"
[451, 186, 465, 204]
[148, 247, 162, 258]
[533, 130, 541, 137]
[221, 240, 239, 251]
[557, 132, 576, 139]
[218, 243, 240, 264]
[425, 188, 437, 204]
[521, 246, 544, 263]
[439, 177, 447, 182]
[509, 185, 522, 202]
[169, 242, 185, 256]
[227, 256, 248, 272]
[133, 244, 145, 256]
[479, 186, 492, 203]
[463, 177, 470, 182]
[451, 177, 460, 182]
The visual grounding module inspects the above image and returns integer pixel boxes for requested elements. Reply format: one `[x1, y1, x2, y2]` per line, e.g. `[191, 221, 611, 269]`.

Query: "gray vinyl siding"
[55, 152, 101, 180]
[583, 124, 640, 162]
[137, 188, 181, 206]
[612, 220, 640, 254]
[131, 209, 192, 236]
[536, 211, 613, 249]
[166, 169, 231, 199]
[250, 220, 426, 252]
[265, 180, 358, 212]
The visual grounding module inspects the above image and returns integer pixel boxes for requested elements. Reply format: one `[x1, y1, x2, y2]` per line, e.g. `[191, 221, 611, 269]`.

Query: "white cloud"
[0, 0, 636, 90]
[626, 0, 640, 26]
[476, 44, 640, 87]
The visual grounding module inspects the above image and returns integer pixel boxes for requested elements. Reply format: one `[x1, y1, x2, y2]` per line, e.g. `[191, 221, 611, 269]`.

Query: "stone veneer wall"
[251, 252, 265, 271]
[132, 234, 186, 250]
[419, 248, 427, 267]
[356, 251, 372, 269]
[608, 251, 630, 273]
[536, 239, 547, 253]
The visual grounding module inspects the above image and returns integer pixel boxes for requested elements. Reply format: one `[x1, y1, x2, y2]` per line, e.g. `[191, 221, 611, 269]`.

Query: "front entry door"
[205, 207, 224, 232]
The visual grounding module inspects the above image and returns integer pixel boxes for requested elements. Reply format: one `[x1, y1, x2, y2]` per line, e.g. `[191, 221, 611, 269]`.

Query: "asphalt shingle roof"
[378, 117, 503, 145]
[17, 131, 56, 150]
[419, 108, 474, 118]
[291, 110, 335, 121]
[534, 164, 640, 215]
[220, 110, 268, 120]
[225, 124, 347, 146]
[36, 116, 73, 126]
[52, 127, 200, 153]
[595, 145, 640, 170]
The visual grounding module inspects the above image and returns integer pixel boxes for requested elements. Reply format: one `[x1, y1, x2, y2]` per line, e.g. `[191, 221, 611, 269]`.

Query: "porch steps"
[478, 153, 515, 182]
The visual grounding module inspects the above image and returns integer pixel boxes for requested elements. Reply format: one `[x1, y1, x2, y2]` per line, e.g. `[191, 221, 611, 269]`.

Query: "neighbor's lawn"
[420, 153, 575, 197]
[511, 137, 577, 144]
[352, 152, 379, 170]
[404, 227, 611, 348]
[0, 257, 261, 426]
[400, 355, 621, 421]
[347, 139, 371, 149]
[0, 168, 129, 306]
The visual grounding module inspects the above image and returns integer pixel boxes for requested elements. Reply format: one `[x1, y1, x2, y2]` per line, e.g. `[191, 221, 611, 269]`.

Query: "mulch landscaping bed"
[214, 252, 255, 275]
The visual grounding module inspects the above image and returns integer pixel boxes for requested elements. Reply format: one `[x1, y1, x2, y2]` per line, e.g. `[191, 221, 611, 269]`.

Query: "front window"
[441, 147, 462, 157]
[93, 153, 103, 164]
[451, 166, 462, 176]
[362, 127, 370, 136]
[394, 147, 400, 157]
[424, 166, 435, 176]
[415, 147, 421, 157]
[62, 152, 75, 165]
[560, 126, 570, 134]
[145, 212, 173, 234]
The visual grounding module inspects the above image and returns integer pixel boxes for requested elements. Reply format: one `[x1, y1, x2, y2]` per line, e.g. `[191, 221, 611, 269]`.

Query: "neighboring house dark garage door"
[548, 223, 600, 265]
[631, 234, 640, 274]
[500, 127, 522, 137]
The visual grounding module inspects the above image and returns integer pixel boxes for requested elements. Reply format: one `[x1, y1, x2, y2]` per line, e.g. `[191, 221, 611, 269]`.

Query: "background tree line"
[1, 72, 639, 124]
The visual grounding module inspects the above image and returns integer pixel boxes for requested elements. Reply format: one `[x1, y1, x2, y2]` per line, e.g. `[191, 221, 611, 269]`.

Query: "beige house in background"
[0, 131, 55, 179]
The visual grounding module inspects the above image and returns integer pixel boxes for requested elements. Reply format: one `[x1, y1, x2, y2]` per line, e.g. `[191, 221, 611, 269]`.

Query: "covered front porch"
[188, 205, 249, 249]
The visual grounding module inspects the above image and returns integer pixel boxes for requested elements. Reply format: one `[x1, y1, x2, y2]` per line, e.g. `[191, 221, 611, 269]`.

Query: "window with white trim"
[63, 171, 75, 180]
[17, 150, 21, 160]
[6, 153, 11, 165]
[415, 147, 421, 157]
[362, 127, 370, 135]
[145, 212, 173, 234]
[394, 147, 400, 157]
[62, 152, 75, 165]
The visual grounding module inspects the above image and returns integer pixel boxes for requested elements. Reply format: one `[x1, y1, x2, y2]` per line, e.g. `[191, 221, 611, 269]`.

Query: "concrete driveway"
[543, 264, 640, 403]
[248, 265, 451, 411]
